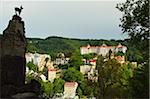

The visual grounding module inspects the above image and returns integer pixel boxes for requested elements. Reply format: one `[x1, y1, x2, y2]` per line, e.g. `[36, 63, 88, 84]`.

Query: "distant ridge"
[26, 36, 128, 59]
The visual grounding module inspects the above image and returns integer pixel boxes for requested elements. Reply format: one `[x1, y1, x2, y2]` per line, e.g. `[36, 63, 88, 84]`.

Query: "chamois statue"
[15, 6, 23, 16]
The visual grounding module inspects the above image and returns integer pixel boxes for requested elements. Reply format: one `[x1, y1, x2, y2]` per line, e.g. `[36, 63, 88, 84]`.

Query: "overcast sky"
[0, 0, 128, 40]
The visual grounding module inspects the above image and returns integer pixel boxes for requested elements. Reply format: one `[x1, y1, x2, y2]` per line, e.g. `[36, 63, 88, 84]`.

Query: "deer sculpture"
[15, 6, 23, 16]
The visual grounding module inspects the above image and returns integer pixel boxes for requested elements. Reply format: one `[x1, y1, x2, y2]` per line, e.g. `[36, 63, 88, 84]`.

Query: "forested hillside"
[26, 36, 128, 58]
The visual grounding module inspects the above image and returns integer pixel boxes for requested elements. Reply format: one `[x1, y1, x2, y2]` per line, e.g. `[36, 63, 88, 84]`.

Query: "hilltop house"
[80, 43, 127, 56]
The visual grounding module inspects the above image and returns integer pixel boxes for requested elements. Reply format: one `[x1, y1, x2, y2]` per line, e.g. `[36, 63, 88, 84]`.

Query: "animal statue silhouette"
[15, 6, 23, 16]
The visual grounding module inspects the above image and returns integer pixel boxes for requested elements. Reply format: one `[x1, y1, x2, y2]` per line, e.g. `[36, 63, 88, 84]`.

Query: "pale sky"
[0, 0, 128, 40]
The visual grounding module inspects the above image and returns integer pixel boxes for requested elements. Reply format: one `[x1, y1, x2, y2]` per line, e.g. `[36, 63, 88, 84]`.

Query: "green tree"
[41, 81, 54, 98]
[26, 61, 38, 72]
[126, 47, 144, 63]
[82, 53, 97, 60]
[103, 59, 122, 98]
[116, 0, 149, 98]
[79, 80, 99, 98]
[62, 68, 84, 82]
[77, 87, 83, 98]
[96, 55, 104, 98]
[115, 51, 125, 56]
[69, 51, 83, 70]
[58, 64, 69, 69]
[119, 63, 135, 97]
[25, 73, 35, 83]
[53, 78, 65, 94]
[97, 58, 127, 98]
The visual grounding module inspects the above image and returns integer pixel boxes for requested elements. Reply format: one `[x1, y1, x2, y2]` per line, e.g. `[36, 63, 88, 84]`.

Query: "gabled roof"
[88, 60, 97, 62]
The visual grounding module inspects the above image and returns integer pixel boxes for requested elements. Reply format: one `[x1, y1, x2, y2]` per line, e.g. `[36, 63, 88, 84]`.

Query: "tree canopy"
[116, 0, 149, 98]
[62, 68, 84, 83]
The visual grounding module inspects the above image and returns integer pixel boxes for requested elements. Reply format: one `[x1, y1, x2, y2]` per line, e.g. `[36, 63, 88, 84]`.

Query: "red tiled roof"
[116, 46, 126, 48]
[90, 46, 98, 48]
[81, 46, 97, 48]
[65, 82, 78, 87]
[48, 68, 56, 72]
[99, 46, 113, 48]
[81, 44, 126, 49]
[88, 60, 96, 62]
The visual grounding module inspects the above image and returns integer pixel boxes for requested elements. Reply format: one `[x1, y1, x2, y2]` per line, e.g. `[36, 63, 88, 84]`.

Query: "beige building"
[46, 60, 54, 68]
[48, 68, 56, 83]
[80, 43, 127, 56]
[80, 65, 96, 74]
[63, 82, 78, 99]
[114, 56, 125, 64]
[80, 64, 98, 82]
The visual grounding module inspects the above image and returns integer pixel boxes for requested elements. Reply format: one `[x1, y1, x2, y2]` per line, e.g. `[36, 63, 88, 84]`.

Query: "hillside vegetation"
[26, 36, 128, 59]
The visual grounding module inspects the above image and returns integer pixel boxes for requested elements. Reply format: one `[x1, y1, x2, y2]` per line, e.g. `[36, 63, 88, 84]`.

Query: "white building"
[80, 65, 98, 82]
[25, 53, 34, 63]
[80, 65, 96, 74]
[54, 53, 70, 65]
[80, 43, 127, 56]
[63, 82, 78, 99]
[54, 58, 69, 65]
[25, 52, 51, 71]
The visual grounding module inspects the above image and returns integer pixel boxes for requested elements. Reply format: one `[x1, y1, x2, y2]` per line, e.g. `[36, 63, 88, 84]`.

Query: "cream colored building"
[80, 65, 96, 74]
[63, 82, 78, 99]
[80, 43, 127, 56]
[48, 68, 56, 83]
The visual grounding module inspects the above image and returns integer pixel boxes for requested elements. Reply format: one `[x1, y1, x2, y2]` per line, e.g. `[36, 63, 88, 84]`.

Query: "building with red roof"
[48, 68, 56, 82]
[63, 82, 78, 98]
[80, 43, 127, 56]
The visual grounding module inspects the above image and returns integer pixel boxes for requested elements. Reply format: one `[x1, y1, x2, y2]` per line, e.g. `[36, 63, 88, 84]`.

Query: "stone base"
[1, 55, 25, 97]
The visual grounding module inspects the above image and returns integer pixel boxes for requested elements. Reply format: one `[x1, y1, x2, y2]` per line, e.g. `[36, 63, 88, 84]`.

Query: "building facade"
[63, 82, 78, 99]
[80, 43, 127, 56]
[48, 68, 56, 82]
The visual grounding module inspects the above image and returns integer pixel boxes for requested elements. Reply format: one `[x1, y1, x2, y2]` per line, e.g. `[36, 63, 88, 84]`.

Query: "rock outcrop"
[0, 15, 27, 97]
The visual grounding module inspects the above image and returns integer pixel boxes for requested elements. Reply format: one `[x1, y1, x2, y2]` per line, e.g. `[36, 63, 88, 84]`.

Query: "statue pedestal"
[1, 14, 26, 97]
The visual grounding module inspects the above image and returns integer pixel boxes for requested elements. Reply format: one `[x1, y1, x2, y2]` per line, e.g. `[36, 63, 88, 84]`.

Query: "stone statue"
[15, 6, 23, 16]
